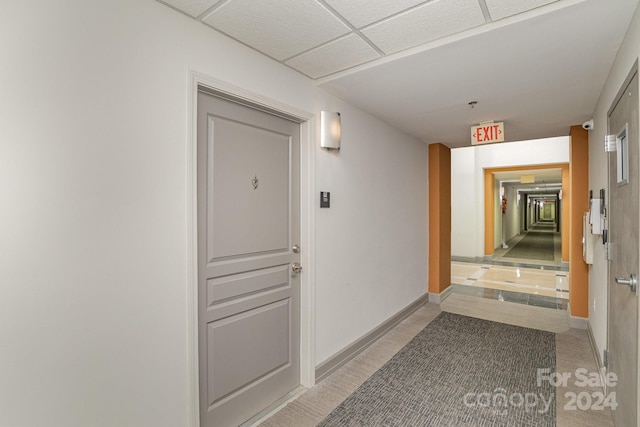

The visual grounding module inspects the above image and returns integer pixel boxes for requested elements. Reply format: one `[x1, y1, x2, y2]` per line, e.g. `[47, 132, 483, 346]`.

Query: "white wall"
[314, 109, 428, 363]
[588, 3, 640, 366]
[451, 137, 569, 258]
[0, 1, 428, 426]
[451, 147, 476, 257]
[502, 183, 521, 242]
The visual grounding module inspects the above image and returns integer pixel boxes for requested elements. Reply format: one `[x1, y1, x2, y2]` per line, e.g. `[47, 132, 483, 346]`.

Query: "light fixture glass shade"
[320, 111, 341, 150]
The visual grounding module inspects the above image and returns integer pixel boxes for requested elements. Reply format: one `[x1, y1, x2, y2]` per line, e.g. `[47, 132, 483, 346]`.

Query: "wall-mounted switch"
[320, 191, 330, 208]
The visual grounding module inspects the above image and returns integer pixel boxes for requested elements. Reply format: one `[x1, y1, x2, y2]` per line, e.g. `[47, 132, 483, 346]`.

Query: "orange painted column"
[428, 143, 451, 295]
[561, 164, 570, 262]
[569, 126, 589, 318]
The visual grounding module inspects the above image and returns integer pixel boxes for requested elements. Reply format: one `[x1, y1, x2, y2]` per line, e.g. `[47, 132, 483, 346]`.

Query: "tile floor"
[451, 260, 569, 302]
[451, 283, 569, 310]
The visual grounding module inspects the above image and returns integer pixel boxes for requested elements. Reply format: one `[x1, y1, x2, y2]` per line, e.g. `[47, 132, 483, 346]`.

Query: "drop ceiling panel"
[323, 0, 429, 28]
[154, 0, 639, 149]
[485, 0, 559, 20]
[362, 0, 486, 54]
[159, 0, 223, 17]
[202, 0, 350, 61]
[286, 35, 380, 79]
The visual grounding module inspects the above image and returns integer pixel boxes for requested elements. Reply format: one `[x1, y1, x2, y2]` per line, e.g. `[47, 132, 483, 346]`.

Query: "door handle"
[292, 263, 303, 274]
[615, 274, 638, 293]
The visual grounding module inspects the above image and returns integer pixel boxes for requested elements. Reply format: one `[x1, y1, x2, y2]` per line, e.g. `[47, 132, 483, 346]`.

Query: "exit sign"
[471, 122, 504, 145]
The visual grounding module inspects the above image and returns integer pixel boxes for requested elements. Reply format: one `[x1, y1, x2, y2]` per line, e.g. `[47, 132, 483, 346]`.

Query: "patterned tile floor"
[451, 260, 569, 310]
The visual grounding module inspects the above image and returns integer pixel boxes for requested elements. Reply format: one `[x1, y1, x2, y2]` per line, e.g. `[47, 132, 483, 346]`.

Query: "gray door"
[197, 90, 301, 427]
[607, 69, 639, 427]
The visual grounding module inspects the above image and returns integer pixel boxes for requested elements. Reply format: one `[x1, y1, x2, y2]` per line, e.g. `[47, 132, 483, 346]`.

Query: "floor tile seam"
[485, 265, 559, 276]
[470, 262, 566, 278]
[452, 283, 569, 304]
[469, 278, 558, 291]
[443, 294, 567, 315]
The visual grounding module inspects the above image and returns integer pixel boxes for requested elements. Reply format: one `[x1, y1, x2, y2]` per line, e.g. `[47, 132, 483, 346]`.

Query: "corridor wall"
[588, 1, 640, 371]
[451, 137, 569, 258]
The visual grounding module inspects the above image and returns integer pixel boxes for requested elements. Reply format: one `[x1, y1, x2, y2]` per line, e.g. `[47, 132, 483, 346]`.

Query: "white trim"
[186, 70, 316, 427]
[299, 112, 317, 388]
[428, 285, 453, 304]
[587, 320, 608, 393]
[186, 70, 199, 427]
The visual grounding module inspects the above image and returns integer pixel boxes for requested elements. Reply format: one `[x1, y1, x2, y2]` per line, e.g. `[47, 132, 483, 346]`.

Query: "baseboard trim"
[586, 321, 607, 392]
[587, 321, 604, 368]
[315, 293, 429, 383]
[567, 303, 588, 329]
[451, 255, 486, 263]
[429, 285, 453, 305]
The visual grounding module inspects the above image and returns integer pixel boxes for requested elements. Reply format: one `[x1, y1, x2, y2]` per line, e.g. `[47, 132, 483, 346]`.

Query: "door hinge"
[604, 242, 613, 260]
[605, 134, 617, 152]
[603, 349, 609, 368]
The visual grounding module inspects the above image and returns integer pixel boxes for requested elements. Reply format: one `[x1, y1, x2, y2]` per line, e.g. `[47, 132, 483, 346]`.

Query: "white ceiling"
[158, 0, 639, 148]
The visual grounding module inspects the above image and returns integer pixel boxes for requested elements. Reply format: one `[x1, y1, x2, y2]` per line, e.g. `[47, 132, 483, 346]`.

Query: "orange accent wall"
[569, 126, 589, 318]
[483, 163, 569, 261]
[429, 143, 451, 294]
[561, 165, 570, 261]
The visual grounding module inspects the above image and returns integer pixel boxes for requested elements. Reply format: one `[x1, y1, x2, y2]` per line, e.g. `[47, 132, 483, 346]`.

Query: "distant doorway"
[483, 164, 569, 264]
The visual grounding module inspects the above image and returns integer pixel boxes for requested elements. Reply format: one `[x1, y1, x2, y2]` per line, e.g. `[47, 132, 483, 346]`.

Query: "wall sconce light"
[320, 111, 341, 150]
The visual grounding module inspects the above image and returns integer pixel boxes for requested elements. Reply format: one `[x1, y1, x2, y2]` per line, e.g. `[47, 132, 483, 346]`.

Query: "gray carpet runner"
[318, 312, 556, 426]
[504, 231, 555, 261]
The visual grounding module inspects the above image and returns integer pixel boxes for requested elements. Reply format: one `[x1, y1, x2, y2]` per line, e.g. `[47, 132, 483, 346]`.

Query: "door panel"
[208, 300, 291, 404]
[207, 116, 291, 260]
[608, 70, 639, 427]
[197, 91, 300, 427]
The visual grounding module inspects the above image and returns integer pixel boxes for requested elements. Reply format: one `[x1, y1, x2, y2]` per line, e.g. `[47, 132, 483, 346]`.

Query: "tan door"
[197, 90, 301, 427]
[607, 68, 639, 426]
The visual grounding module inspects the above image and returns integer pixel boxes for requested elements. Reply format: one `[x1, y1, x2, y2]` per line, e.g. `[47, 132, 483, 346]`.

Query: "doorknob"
[615, 274, 638, 293]
[292, 263, 303, 274]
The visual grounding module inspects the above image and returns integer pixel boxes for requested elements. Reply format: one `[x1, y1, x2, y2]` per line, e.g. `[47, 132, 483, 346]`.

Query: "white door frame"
[186, 70, 316, 427]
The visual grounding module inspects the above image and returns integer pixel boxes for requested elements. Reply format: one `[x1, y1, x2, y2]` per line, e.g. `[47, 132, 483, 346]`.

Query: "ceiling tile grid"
[201, 0, 350, 61]
[285, 34, 381, 79]
[159, 0, 223, 17]
[361, 0, 487, 54]
[485, 0, 559, 20]
[157, 0, 574, 79]
[154, 0, 640, 148]
[322, 0, 430, 28]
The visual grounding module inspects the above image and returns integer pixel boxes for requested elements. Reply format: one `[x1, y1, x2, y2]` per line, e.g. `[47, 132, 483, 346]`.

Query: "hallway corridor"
[494, 220, 563, 266]
[259, 303, 612, 427]
[451, 218, 568, 314]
